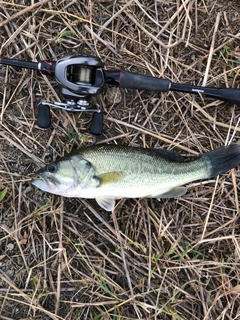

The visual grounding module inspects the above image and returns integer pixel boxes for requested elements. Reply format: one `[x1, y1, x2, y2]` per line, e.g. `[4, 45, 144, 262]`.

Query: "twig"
[0, 131, 44, 165]
[106, 116, 200, 155]
[0, 0, 52, 28]
[0, 271, 62, 320]
[202, 12, 221, 86]
[111, 209, 136, 305]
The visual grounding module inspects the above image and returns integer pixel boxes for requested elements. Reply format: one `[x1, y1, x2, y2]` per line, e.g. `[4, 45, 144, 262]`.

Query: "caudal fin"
[203, 144, 240, 178]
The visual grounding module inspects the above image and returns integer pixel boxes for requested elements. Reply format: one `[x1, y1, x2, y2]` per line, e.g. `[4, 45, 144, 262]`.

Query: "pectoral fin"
[155, 186, 187, 199]
[98, 172, 124, 186]
[96, 196, 116, 211]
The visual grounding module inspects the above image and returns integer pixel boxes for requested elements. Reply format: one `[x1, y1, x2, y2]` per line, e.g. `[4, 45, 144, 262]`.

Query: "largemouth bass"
[32, 144, 240, 211]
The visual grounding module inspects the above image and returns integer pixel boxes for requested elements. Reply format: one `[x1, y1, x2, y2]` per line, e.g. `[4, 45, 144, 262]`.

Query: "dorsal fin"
[151, 148, 186, 162]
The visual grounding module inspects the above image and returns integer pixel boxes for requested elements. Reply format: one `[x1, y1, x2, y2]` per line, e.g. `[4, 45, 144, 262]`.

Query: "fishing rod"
[0, 54, 240, 135]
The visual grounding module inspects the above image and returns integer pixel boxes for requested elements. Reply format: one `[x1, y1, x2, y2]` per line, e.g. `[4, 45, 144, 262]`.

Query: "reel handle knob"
[37, 103, 51, 128]
[90, 111, 103, 135]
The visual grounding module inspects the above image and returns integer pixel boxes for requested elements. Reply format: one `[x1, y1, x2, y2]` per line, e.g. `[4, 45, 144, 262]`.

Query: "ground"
[0, 0, 240, 319]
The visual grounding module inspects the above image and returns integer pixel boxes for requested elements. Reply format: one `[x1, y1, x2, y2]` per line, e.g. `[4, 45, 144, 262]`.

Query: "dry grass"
[0, 0, 240, 319]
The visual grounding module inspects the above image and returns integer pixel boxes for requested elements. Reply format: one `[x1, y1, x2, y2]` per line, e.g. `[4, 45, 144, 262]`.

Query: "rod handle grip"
[214, 88, 240, 105]
[119, 70, 171, 92]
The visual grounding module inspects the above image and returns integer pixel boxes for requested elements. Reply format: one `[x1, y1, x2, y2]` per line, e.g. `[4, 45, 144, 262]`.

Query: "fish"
[31, 144, 240, 211]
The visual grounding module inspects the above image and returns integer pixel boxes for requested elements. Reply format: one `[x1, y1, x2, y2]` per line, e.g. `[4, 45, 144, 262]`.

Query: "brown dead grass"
[0, 0, 240, 319]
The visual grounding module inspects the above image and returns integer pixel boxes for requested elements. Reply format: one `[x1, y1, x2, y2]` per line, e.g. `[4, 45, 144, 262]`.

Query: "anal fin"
[155, 186, 187, 199]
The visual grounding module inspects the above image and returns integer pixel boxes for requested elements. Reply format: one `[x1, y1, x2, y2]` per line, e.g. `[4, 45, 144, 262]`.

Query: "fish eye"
[47, 163, 58, 173]
[85, 161, 92, 168]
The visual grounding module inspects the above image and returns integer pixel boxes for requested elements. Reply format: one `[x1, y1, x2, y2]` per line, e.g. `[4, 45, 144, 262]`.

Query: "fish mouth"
[31, 173, 58, 188]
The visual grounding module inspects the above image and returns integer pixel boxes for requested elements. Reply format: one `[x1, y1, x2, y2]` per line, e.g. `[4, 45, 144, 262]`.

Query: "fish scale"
[79, 146, 208, 187]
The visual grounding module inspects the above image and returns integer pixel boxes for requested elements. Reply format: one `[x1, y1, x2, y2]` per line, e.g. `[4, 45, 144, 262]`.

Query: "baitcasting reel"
[1, 54, 106, 135]
[0, 54, 240, 135]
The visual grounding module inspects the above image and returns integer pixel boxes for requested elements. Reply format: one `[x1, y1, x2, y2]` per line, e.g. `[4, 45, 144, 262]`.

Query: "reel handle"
[37, 103, 51, 128]
[89, 111, 103, 135]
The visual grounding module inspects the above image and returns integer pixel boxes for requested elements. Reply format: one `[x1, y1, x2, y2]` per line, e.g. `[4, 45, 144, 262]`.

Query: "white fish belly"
[80, 168, 208, 199]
